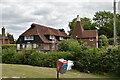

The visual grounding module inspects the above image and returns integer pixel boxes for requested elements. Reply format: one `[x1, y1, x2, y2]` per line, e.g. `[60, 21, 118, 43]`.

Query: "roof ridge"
[33, 23, 60, 31]
[84, 30, 97, 31]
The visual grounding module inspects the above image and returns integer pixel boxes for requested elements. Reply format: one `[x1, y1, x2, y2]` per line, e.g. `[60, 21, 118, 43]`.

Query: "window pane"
[33, 44, 37, 48]
[17, 44, 20, 50]
[24, 36, 34, 40]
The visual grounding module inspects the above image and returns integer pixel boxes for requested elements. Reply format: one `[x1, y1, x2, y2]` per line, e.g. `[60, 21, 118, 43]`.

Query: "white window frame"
[49, 35, 55, 40]
[33, 44, 37, 48]
[89, 38, 94, 41]
[24, 36, 34, 40]
[26, 44, 32, 49]
[59, 36, 64, 40]
[22, 44, 25, 49]
[96, 42, 98, 48]
[17, 44, 20, 50]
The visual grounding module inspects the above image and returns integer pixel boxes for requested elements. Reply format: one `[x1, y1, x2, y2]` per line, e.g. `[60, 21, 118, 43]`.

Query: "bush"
[2, 44, 16, 49]
[13, 53, 24, 64]
[2, 48, 37, 64]
[73, 48, 101, 73]
[21, 49, 36, 64]
[2, 45, 120, 76]
[28, 51, 73, 68]
[108, 37, 120, 45]
[100, 48, 120, 75]
[108, 38, 114, 45]
[99, 35, 108, 47]
[2, 47, 17, 63]
[58, 39, 87, 53]
[117, 37, 120, 45]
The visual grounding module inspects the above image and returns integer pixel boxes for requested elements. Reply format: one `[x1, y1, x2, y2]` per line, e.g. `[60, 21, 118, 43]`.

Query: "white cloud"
[0, 0, 114, 39]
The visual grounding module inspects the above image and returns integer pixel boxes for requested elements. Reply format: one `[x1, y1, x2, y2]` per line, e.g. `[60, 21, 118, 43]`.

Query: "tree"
[99, 35, 108, 47]
[68, 11, 120, 39]
[7, 33, 15, 44]
[68, 18, 77, 36]
[68, 17, 93, 36]
[93, 11, 120, 38]
[58, 39, 80, 52]
[81, 17, 95, 30]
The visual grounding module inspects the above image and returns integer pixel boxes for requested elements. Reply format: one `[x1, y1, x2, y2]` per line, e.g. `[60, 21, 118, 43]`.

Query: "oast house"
[71, 15, 98, 48]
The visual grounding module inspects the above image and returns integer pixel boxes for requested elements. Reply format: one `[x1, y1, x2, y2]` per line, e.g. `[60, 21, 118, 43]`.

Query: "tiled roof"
[21, 23, 69, 43]
[83, 30, 98, 38]
[71, 21, 98, 38]
[71, 21, 84, 38]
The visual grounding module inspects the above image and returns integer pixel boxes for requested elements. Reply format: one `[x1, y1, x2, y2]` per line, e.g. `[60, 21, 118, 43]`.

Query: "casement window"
[49, 35, 55, 40]
[33, 44, 37, 48]
[22, 44, 25, 48]
[17, 44, 20, 50]
[59, 36, 64, 40]
[24, 36, 34, 40]
[26, 44, 32, 49]
[89, 38, 94, 41]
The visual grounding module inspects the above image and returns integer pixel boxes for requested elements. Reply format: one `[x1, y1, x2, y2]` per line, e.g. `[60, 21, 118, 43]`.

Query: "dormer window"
[59, 36, 64, 40]
[49, 35, 55, 40]
[24, 36, 34, 40]
[89, 38, 94, 41]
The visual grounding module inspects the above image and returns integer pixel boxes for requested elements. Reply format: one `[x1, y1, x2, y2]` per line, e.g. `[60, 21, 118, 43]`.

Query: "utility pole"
[118, 1, 120, 14]
[113, 0, 117, 46]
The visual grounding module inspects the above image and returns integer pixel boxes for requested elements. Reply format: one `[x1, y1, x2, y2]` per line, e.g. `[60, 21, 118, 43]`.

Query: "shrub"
[73, 48, 101, 73]
[13, 52, 24, 64]
[99, 35, 108, 47]
[2, 45, 120, 76]
[2, 47, 17, 63]
[108, 38, 114, 45]
[2, 48, 37, 64]
[100, 48, 120, 75]
[28, 51, 73, 68]
[117, 37, 120, 45]
[58, 39, 87, 53]
[21, 49, 37, 64]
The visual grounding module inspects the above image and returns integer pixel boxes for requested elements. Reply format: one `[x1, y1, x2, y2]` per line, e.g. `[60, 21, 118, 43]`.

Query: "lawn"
[1, 64, 119, 78]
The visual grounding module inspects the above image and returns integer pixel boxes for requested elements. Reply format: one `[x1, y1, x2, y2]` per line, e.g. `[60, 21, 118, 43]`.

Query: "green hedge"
[2, 47, 17, 63]
[28, 51, 73, 67]
[2, 45, 120, 76]
[2, 44, 16, 49]
[58, 39, 120, 75]
[2, 48, 73, 68]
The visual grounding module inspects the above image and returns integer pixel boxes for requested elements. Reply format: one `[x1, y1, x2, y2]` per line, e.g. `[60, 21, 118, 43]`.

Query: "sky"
[0, 0, 120, 39]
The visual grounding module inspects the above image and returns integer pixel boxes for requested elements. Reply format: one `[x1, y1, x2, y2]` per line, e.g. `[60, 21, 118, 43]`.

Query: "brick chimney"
[2, 27, 5, 37]
[2, 27, 5, 44]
